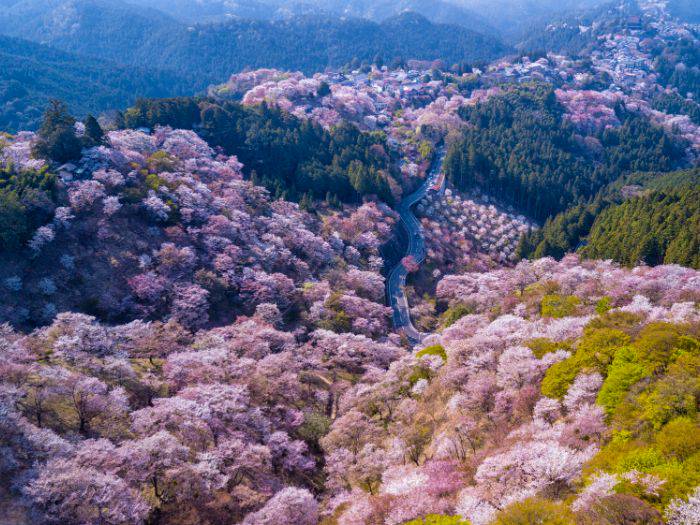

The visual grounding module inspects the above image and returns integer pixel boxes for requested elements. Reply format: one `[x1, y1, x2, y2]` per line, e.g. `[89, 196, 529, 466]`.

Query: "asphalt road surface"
[387, 148, 445, 345]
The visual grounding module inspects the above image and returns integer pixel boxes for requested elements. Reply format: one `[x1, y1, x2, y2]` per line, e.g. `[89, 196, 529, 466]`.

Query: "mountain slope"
[139, 13, 505, 86]
[0, 1, 507, 94]
[516, 0, 642, 54]
[453, 0, 611, 41]
[580, 186, 700, 268]
[0, 0, 507, 130]
[0, 0, 181, 59]
[0, 35, 189, 131]
[124, 0, 282, 23]
[127, 0, 497, 34]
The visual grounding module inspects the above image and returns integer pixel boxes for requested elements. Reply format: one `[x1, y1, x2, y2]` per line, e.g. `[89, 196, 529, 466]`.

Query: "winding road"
[387, 148, 446, 344]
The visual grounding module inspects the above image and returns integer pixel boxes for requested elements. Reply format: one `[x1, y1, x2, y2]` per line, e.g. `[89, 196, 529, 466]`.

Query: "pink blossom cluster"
[210, 69, 295, 98]
[402, 95, 470, 136]
[319, 257, 699, 524]
[320, 311, 602, 523]
[632, 100, 700, 155]
[437, 255, 700, 322]
[0, 126, 393, 334]
[0, 307, 404, 524]
[241, 72, 319, 108]
[0, 131, 46, 172]
[555, 89, 623, 133]
[557, 88, 700, 155]
[417, 189, 532, 272]
[238, 70, 395, 131]
[2, 252, 698, 523]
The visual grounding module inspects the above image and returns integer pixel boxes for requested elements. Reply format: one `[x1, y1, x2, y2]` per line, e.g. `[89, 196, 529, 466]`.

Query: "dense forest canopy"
[0, 153, 56, 252]
[653, 37, 700, 101]
[580, 186, 700, 268]
[0, 35, 190, 133]
[123, 97, 396, 205]
[0, 1, 506, 86]
[518, 168, 700, 265]
[444, 85, 685, 222]
[138, 13, 503, 86]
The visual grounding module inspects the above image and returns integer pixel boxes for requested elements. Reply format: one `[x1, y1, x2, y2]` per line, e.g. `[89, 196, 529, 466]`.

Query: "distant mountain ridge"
[146, 12, 506, 88]
[453, 0, 612, 41]
[0, 1, 508, 89]
[126, 0, 497, 35]
[0, 0, 182, 58]
[515, 0, 642, 54]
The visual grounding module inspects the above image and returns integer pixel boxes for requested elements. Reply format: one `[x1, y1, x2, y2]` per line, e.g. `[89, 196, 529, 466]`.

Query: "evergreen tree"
[83, 115, 104, 147]
[317, 82, 331, 98]
[32, 100, 81, 164]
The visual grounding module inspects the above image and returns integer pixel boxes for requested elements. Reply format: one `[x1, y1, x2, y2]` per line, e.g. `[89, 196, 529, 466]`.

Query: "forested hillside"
[123, 97, 396, 204]
[654, 37, 700, 102]
[0, 0, 182, 59]
[0, 117, 399, 329]
[517, 168, 700, 265]
[138, 13, 505, 87]
[456, 0, 610, 41]
[3, 254, 699, 524]
[444, 85, 685, 222]
[0, 36, 189, 132]
[580, 187, 700, 268]
[129, 0, 496, 34]
[1, 0, 699, 522]
[123, 0, 282, 23]
[0, 0, 507, 130]
[0, 1, 507, 87]
[516, 0, 640, 54]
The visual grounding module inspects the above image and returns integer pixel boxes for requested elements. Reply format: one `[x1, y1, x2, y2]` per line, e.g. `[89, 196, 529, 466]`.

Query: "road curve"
[387, 148, 446, 345]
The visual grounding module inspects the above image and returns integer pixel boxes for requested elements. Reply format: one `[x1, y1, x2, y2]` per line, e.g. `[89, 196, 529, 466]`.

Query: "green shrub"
[651, 451, 700, 506]
[656, 417, 700, 461]
[416, 344, 447, 362]
[595, 296, 613, 314]
[576, 328, 631, 372]
[404, 515, 470, 525]
[525, 338, 571, 358]
[585, 311, 644, 336]
[318, 293, 353, 333]
[541, 294, 580, 318]
[147, 150, 178, 174]
[408, 366, 432, 388]
[617, 447, 665, 473]
[441, 303, 473, 328]
[632, 322, 685, 373]
[597, 347, 648, 415]
[541, 357, 582, 399]
[640, 353, 699, 429]
[297, 411, 331, 444]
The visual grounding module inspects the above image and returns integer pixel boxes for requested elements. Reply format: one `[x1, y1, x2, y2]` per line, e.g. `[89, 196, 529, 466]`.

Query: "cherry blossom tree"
[25, 459, 150, 525]
[666, 486, 700, 525]
[241, 487, 318, 525]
